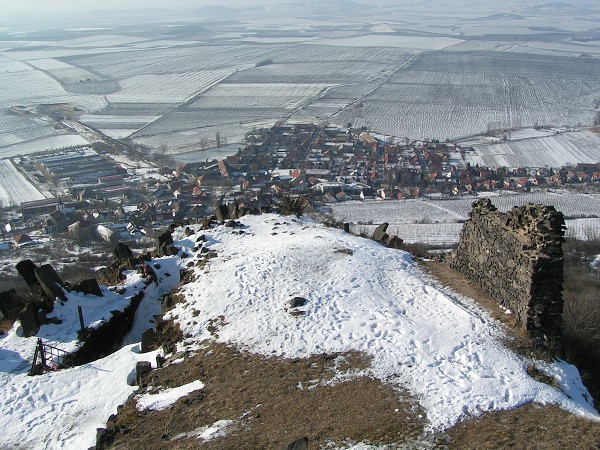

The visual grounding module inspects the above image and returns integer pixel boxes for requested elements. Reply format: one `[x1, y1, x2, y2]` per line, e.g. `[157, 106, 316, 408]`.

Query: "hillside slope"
[1, 214, 599, 449]
[164, 215, 597, 431]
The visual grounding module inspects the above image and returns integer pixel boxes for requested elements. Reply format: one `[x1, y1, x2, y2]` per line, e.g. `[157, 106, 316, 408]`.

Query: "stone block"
[113, 243, 133, 262]
[72, 279, 103, 297]
[372, 222, 389, 242]
[34, 265, 66, 304]
[135, 361, 152, 385]
[16, 259, 40, 288]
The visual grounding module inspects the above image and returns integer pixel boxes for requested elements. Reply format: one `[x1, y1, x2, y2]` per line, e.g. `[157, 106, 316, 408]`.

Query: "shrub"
[560, 238, 600, 409]
[280, 195, 310, 217]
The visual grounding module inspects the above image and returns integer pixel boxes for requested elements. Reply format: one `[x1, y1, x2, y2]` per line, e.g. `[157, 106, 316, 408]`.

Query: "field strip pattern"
[0, 159, 46, 208]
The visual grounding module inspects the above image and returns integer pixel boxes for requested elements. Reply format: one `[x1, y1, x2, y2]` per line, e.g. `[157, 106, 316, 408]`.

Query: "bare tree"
[215, 132, 222, 148]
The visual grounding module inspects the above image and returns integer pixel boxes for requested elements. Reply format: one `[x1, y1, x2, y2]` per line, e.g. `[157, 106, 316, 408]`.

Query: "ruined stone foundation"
[448, 199, 565, 340]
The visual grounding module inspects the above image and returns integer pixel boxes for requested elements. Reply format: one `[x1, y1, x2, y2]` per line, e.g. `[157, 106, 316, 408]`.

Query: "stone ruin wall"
[448, 199, 565, 340]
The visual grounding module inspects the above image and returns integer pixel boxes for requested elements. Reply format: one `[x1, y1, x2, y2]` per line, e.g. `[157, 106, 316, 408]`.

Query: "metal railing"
[29, 338, 73, 375]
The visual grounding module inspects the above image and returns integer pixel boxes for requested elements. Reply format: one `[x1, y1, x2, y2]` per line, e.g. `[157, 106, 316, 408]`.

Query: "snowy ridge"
[167, 214, 599, 430]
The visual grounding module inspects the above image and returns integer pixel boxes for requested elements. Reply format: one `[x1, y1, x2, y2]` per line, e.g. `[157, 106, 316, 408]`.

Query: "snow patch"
[136, 380, 205, 411]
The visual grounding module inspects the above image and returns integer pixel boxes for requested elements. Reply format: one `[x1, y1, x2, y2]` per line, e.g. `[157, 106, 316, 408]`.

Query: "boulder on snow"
[287, 297, 308, 309]
[19, 302, 40, 337]
[385, 235, 404, 250]
[135, 361, 152, 385]
[156, 230, 174, 249]
[72, 279, 103, 297]
[141, 328, 159, 353]
[372, 222, 389, 242]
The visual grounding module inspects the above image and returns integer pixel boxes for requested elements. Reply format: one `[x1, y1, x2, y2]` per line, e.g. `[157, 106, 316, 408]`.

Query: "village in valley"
[2, 121, 600, 257]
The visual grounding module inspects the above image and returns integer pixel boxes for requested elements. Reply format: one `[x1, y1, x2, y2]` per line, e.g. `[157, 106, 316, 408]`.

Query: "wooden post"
[78, 306, 85, 336]
[38, 339, 46, 370]
[29, 341, 40, 375]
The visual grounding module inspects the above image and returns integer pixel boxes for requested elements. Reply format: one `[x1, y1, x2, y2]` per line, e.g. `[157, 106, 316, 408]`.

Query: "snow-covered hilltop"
[0, 213, 598, 449]
[168, 215, 597, 430]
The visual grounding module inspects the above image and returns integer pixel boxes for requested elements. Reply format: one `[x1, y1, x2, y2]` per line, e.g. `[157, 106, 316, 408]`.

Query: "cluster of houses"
[4, 123, 600, 246]
[199, 123, 600, 202]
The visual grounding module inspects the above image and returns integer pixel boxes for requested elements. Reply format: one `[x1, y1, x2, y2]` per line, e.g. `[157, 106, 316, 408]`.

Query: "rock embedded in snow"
[71, 278, 103, 297]
[287, 297, 308, 309]
[136, 361, 152, 385]
[372, 222, 389, 242]
[141, 328, 159, 353]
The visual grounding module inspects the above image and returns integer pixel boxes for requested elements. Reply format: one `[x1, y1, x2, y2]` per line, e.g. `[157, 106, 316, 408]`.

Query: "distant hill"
[471, 13, 526, 21]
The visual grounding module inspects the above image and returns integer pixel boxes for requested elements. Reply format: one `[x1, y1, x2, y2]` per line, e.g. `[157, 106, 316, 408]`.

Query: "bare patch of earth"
[446, 403, 600, 450]
[100, 342, 426, 449]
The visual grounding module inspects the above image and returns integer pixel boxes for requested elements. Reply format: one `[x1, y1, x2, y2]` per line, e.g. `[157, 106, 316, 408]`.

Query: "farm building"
[35, 149, 122, 184]
[20, 196, 73, 219]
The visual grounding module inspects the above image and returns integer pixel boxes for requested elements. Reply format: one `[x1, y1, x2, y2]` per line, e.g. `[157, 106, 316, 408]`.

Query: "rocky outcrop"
[448, 199, 565, 340]
[63, 291, 146, 366]
[0, 289, 27, 322]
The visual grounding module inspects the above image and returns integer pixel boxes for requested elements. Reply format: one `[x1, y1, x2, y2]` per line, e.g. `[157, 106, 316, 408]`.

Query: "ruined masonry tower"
[448, 199, 565, 340]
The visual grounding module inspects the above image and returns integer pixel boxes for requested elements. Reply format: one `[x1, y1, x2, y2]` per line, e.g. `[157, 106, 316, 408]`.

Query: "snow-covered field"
[0, 159, 46, 207]
[312, 34, 464, 50]
[329, 192, 600, 245]
[0, 135, 90, 159]
[106, 69, 236, 104]
[467, 131, 600, 168]
[27, 58, 102, 84]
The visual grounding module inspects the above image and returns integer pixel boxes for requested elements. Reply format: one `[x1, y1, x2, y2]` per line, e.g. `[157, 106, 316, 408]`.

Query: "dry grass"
[101, 342, 425, 450]
[446, 403, 600, 450]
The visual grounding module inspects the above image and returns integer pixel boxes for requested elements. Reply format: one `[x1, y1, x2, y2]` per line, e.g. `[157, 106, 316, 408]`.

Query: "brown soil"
[446, 403, 600, 450]
[101, 342, 425, 450]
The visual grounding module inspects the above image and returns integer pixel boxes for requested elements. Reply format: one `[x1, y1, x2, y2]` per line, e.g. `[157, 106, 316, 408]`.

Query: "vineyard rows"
[330, 192, 600, 226]
[467, 131, 600, 168]
[335, 51, 600, 139]
[107, 69, 236, 103]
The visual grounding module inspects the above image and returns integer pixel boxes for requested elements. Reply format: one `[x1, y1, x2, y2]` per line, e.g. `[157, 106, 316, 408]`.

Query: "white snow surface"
[174, 419, 235, 441]
[0, 253, 185, 449]
[0, 159, 46, 207]
[136, 380, 205, 411]
[0, 343, 158, 450]
[167, 214, 599, 431]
